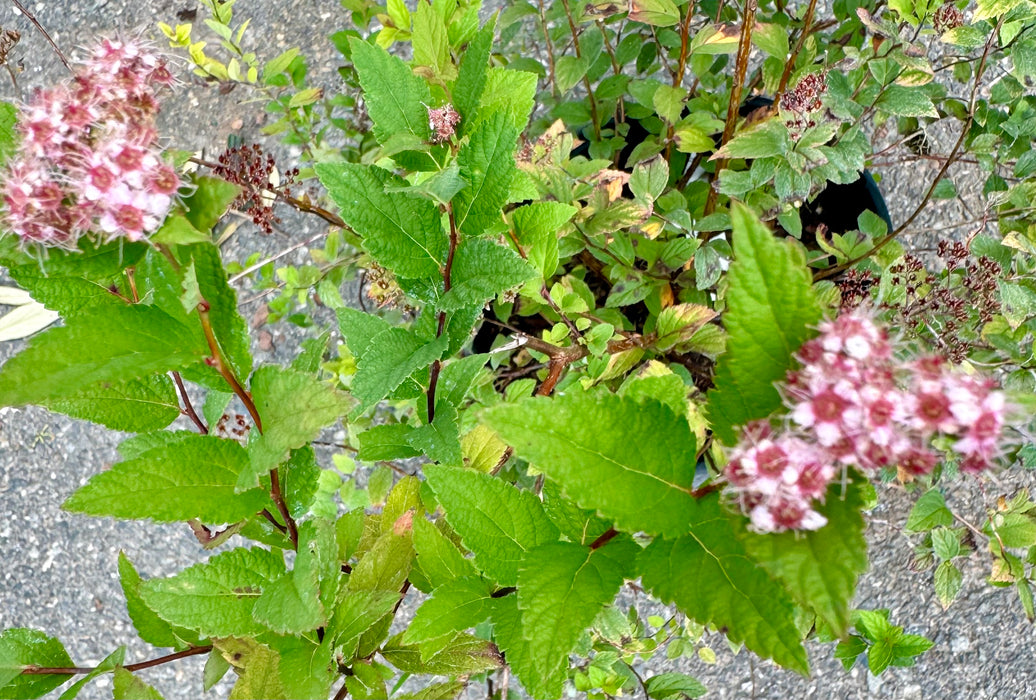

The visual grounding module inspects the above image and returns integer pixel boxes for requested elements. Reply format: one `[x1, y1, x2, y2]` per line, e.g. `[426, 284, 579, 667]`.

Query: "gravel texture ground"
[0, 2, 1035, 699]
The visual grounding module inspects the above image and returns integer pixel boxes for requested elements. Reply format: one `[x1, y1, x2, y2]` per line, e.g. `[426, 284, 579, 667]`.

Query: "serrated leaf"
[329, 591, 401, 662]
[182, 176, 240, 233]
[411, 516, 480, 592]
[454, 17, 496, 129]
[644, 672, 708, 699]
[347, 324, 447, 414]
[0, 629, 74, 699]
[412, 0, 456, 81]
[454, 111, 520, 237]
[478, 68, 537, 132]
[439, 238, 536, 310]
[270, 636, 335, 700]
[381, 632, 502, 676]
[349, 37, 431, 143]
[112, 668, 163, 700]
[712, 119, 790, 160]
[516, 541, 630, 698]
[65, 433, 271, 523]
[221, 639, 286, 700]
[706, 202, 821, 444]
[409, 401, 463, 466]
[490, 595, 549, 697]
[403, 577, 495, 644]
[876, 85, 939, 118]
[43, 374, 180, 433]
[252, 520, 335, 634]
[424, 466, 560, 586]
[638, 493, 809, 674]
[140, 547, 286, 638]
[317, 162, 446, 278]
[483, 392, 699, 537]
[934, 560, 963, 609]
[187, 242, 252, 380]
[241, 365, 350, 489]
[118, 553, 203, 651]
[740, 475, 868, 636]
[0, 305, 207, 407]
[905, 490, 953, 532]
[0, 101, 17, 164]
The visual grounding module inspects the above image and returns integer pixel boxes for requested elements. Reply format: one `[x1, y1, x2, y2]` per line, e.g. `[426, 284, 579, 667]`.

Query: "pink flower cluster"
[1, 38, 179, 247]
[725, 312, 1007, 533]
[427, 104, 461, 144]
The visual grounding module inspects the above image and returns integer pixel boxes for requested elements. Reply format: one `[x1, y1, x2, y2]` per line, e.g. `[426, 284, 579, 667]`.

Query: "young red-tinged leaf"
[0, 305, 207, 408]
[516, 539, 638, 698]
[706, 202, 822, 444]
[739, 475, 869, 636]
[0, 629, 74, 699]
[424, 466, 560, 586]
[316, 162, 446, 279]
[112, 668, 162, 700]
[241, 365, 351, 489]
[403, 576, 495, 645]
[637, 493, 809, 674]
[453, 111, 520, 238]
[65, 435, 273, 523]
[139, 547, 285, 638]
[482, 392, 700, 537]
[117, 553, 204, 651]
[349, 37, 431, 142]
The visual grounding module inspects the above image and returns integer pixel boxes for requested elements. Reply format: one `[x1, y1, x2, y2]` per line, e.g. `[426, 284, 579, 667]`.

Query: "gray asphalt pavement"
[1, 2, 1034, 699]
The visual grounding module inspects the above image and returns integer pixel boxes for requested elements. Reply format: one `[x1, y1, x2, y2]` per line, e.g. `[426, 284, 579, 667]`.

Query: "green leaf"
[987, 511, 1036, 549]
[706, 202, 821, 444]
[674, 126, 716, 154]
[222, 639, 287, 700]
[58, 647, 125, 700]
[187, 242, 252, 379]
[439, 239, 536, 310]
[316, 162, 446, 278]
[65, 434, 271, 522]
[516, 541, 630, 698]
[0, 305, 207, 407]
[975, 0, 1027, 20]
[7, 265, 126, 316]
[934, 560, 963, 609]
[0, 629, 74, 699]
[555, 55, 589, 93]
[712, 120, 790, 160]
[271, 636, 335, 700]
[381, 632, 502, 676]
[412, 0, 455, 80]
[490, 595, 548, 696]
[409, 402, 463, 466]
[282, 446, 321, 519]
[42, 374, 180, 433]
[483, 392, 699, 537]
[397, 681, 465, 700]
[638, 493, 809, 674]
[118, 552, 203, 651]
[477, 67, 537, 132]
[644, 672, 708, 699]
[139, 547, 286, 638]
[905, 490, 954, 532]
[411, 515, 480, 591]
[182, 176, 240, 233]
[424, 466, 560, 586]
[328, 591, 401, 661]
[0, 101, 17, 164]
[403, 577, 495, 644]
[629, 0, 681, 25]
[242, 365, 350, 489]
[740, 475, 869, 636]
[349, 37, 431, 143]
[112, 668, 163, 700]
[453, 17, 496, 129]
[358, 423, 421, 461]
[511, 202, 576, 278]
[876, 85, 939, 118]
[150, 214, 210, 246]
[454, 111, 520, 237]
[253, 520, 335, 634]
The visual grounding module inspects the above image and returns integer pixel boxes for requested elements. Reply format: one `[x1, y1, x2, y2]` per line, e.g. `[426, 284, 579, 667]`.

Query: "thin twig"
[21, 645, 213, 676]
[426, 205, 460, 424]
[172, 371, 208, 434]
[10, 0, 71, 73]
[775, 0, 819, 97]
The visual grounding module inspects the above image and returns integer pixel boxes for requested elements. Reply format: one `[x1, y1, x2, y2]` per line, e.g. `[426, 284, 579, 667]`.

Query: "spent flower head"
[1, 37, 179, 248]
[428, 103, 461, 144]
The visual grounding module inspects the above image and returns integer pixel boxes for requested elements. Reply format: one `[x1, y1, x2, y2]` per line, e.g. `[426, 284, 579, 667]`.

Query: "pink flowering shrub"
[725, 311, 1007, 533]
[1, 38, 179, 247]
